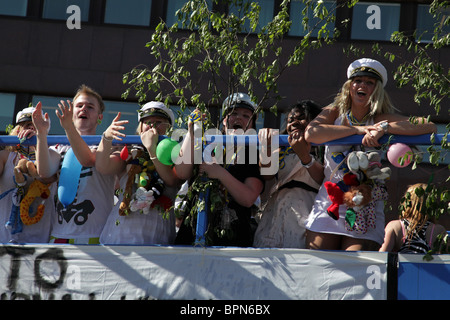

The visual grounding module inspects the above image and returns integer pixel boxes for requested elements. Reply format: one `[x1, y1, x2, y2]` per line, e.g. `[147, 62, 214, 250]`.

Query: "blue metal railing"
[0, 133, 444, 146]
[2, 133, 445, 245]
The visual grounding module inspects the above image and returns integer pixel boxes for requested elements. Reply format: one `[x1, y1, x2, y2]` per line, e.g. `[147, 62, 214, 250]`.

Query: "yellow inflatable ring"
[20, 180, 50, 226]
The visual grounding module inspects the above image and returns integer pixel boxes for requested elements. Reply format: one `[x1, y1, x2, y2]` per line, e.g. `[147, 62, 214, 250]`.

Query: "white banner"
[0, 245, 388, 300]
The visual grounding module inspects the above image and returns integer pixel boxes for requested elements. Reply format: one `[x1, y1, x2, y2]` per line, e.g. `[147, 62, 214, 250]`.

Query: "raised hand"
[56, 100, 74, 130]
[103, 112, 128, 141]
[32, 101, 50, 135]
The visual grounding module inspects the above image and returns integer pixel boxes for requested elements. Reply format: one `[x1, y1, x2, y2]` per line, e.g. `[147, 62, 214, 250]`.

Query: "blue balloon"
[58, 148, 82, 208]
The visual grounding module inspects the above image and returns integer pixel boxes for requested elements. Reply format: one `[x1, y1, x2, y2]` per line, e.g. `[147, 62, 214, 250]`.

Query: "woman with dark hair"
[254, 100, 324, 248]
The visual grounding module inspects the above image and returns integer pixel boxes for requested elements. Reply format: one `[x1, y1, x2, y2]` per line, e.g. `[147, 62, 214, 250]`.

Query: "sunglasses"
[143, 120, 170, 128]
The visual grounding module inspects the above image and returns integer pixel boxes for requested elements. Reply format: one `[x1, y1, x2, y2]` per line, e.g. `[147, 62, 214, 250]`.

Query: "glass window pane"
[104, 0, 152, 26]
[229, 0, 274, 33]
[0, 93, 16, 133]
[0, 0, 27, 17]
[289, 0, 335, 37]
[351, 2, 400, 41]
[166, 0, 213, 28]
[416, 4, 450, 43]
[100, 101, 141, 136]
[42, 0, 90, 21]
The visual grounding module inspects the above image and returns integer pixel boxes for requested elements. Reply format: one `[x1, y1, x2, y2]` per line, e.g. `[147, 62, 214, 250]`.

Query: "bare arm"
[288, 130, 324, 185]
[141, 126, 181, 188]
[305, 106, 372, 144]
[199, 162, 263, 208]
[174, 118, 195, 181]
[379, 220, 402, 252]
[374, 113, 437, 135]
[95, 112, 127, 176]
[57, 100, 96, 167]
[32, 102, 61, 178]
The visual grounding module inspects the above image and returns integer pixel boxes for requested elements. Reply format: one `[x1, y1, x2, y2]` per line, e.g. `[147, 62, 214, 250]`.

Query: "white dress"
[305, 116, 385, 245]
[100, 168, 177, 245]
[253, 151, 320, 248]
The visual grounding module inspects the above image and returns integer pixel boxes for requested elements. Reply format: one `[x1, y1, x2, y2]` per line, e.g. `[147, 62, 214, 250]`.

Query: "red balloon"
[120, 146, 129, 161]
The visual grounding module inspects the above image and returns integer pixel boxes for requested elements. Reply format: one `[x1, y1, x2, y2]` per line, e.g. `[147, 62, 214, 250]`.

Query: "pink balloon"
[387, 143, 413, 168]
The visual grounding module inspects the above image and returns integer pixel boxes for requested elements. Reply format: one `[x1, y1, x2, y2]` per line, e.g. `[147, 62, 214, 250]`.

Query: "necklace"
[17, 145, 36, 161]
[278, 146, 293, 170]
[346, 110, 370, 126]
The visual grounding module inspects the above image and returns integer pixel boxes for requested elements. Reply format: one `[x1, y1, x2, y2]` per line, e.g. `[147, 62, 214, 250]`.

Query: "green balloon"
[156, 138, 181, 166]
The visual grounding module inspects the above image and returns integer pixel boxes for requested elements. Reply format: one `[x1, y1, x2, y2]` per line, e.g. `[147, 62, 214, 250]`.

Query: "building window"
[100, 100, 141, 136]
[289, 0, 335, 37]
[104, 0, 152, 26]
[0, 93, 16, 133]
[166, 0, 213, 28]
[351, 2, 400, 41]
[416, 4, 450, 43]
[229, 0, 274, 33]
[42, 0, 90, 21]
[0, 0, 27, 17]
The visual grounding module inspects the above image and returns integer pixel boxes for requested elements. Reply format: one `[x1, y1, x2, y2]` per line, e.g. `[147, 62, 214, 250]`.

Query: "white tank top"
[50, 145, 115, 239]
[0, 152, 54, 243]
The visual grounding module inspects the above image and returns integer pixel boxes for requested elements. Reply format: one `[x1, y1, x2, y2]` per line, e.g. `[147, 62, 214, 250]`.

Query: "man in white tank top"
[32, 85, 115, 244]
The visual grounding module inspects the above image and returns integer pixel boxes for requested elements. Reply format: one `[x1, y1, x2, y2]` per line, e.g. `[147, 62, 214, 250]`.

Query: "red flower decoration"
[150, 195, 173, 211]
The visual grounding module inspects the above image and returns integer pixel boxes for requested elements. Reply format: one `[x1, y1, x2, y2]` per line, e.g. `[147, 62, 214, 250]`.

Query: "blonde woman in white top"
[304, 58, 437, 251]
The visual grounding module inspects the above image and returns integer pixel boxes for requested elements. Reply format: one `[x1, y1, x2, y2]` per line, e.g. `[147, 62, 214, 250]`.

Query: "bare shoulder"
[311, 104, 339, 124]
[385, 220, 402, 234]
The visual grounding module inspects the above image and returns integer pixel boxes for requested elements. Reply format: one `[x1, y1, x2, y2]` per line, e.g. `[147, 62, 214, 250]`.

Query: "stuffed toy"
[119, 147, 145, 216]
[342, 184, 372, 231]
[118, 146, 168, 216]
[14, 158, 39, 182]
[327, 150, 391, 227]
[365, 152, 391, 181]
[330, 151, 359, 192]
[347, 151, 369, 173]
[338, 150, 391, 234]
[344, 184, 388, 234]
[120, 169, 142, 214]
[20, 180, 50, 225]
[326, 151, 361, 220]
[343, 184, 372, 211]
[324, 181, 345, 220]
[129, 187, 156, 215]
[347, 151, 391, 181]
[4, 159, 50, 234]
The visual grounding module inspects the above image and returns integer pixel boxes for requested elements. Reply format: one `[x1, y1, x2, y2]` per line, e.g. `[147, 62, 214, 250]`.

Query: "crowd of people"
[0, 58, 446, 254]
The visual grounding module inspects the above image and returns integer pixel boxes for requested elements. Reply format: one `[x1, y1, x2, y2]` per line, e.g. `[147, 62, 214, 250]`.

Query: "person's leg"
[341, 237, 381, 251]
[341, 236, 365, 251]
[305, 230, 342, 250]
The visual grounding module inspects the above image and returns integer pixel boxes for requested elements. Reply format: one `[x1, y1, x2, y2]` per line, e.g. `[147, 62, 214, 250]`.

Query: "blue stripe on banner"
[398, 262, 450, 300]
[0, 133, 444, 146]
